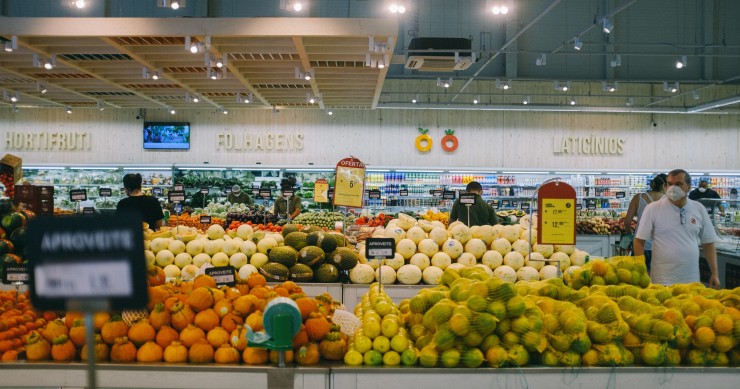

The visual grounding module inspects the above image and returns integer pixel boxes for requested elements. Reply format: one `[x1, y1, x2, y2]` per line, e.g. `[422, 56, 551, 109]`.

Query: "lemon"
[372, 336, 391, 353]
[354, 335, 373, 354]
[344, 350, 364, 366]
[382, 350, 401, 365]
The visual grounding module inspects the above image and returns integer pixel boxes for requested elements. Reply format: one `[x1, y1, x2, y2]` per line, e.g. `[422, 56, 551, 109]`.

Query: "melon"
[144, 250, 156, 267]
[256, 237, 278, 254]
[211, 252, 230, 267]
[516, 266, 540, 282]
[314, 263, 339, 283]
[186, 239, 205, 256]
[554, 245, 576, 255]
[329, 247, 360, 271]
[168, 240, 186, 256]
[422, 266, 444, 285]
[429, 227, 448, 246]
[181, 264, 199, 281]
[405, 226, 427, 244]
[268, 233, 284, 245]
[431, 252, 452, 270]
[299, 246, 325, 267]
[491, 238, 512, 256]
[192, 253, 212, 267]
[150, 238, 170, 254]
[236, 224, 254, 240]
[450, 224, 472, 244]
[409, 253, 431, 271]
[239, 241, 257, 257]
[229, 253, 248, 269]
[511, 239, 531, 257]
[268, 246, 298, 267]
[570, 250, 590, 266]
[174, 252, 193, 268]
[503, 251, 525, 270]
[375, 265, 397, 284]
[493, 265, 517, 283]
[366, 259, 381, 270]
[418, 239, 439, 257]
[260, 262, 290, 282]
[447, 221, 464, 230]
[289, 263, 313, 282]
[539, 265, 560, 280]
[350, 263, 376, 284]
[532, 244, 554, 258]
[464, 238, 487, 259]
[396, 213, 417, 230]
[397, 264, 423, 285]
[418, 220, 435, 233]
[481, 250, 503, 269]
[222, 240, 241, 256]
[473, 225, 496, 245]
[155, 250, 175, 267]
[442, 239, 464, 259]
[447, 263, 466, 273]
[307, 231, 337, 253]
[384, 226, 406, 244]
[163, 264, 181, 279]
[524, 252, 546, 270]
[520, 229, 537, 245]
[204, 239, 223, 256]
[250, 252, 269, 268]
[386, 253, 405, 271]
[550, 252, 571, 269]
[207, 224, 225, 240]
[284, 231, 308, 250]
[396, 239, 417, 260]
[473, 264, 493, 278]
[499, 226, 519, 243]
[457, 252, 477, 267]
[237, 264, 258, 280]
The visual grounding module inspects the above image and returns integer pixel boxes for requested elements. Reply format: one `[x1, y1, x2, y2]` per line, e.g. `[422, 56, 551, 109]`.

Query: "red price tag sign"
[537, 181, 576, 245]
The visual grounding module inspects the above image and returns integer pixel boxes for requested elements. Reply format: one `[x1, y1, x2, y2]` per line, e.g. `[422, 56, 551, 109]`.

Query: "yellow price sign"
[539, 198, 576, 245]
[333, 157, 366, 208]
[313, 179, 329, 203]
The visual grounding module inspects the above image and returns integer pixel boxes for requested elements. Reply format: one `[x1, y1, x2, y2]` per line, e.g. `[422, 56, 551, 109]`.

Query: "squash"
[305, 312, 331, 341]
[146, 285, 169, 311]
[269, 349, 294, 364]
[51, 334, 77, 361]
[148, 303, 171, 330]
[222, 286, 241, 301]
[220, 312, 243, 334]
[163, 341, 188, 363]
[127, 319, 156, 347]
[25, 331, 51, 361]
[63, 312, 82, 329]
[192, 274, 217, 289]
[147, 265, 166, 287]
[292, 324, 309, 350]
[318, 325, 347, 361]
[81, 334, 109, 362]
[246, 273, 267, 289]
[188, 338, 214, 363]
[110, 336, 137, 362]
[230, 327, 247, 352]
[206, 327, 230, 348]
[92, 312, 111, 332]
[295, 342, 320, 365]
[101, 316, 129, 345]
[155, 325, 180, 349]
[213, 299, 233, 318]
[294, 297, 318, 320]
[68, 318, 87, 348]
[194, 309, 220, 332]
[233, 295, 259, 316]
[42, 318, 68, 343]
[242, 346, 269, 365]
[214, 344, 241, 364]
[245, 310, 264, 332]
[179, 324, 205, 348]
[170, 301, 195, 331]
[136, 341, 163, 362]
[188, 287, 214, 312]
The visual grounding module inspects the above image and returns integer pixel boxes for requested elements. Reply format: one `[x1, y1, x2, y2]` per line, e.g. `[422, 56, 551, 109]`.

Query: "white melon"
[430, 252, 452, 270]
[386, 253, 405, 271]
[554, 245, 577, 256]
[349, 264, 375, 284]
[250, 252, 269, 268]
[396, 213, 417, 230]
[499, 226, 519, 243]
[192, 253, 212, 268]
[396, 239, 417, 260]
[207, 224, 226, 240]
[186, 239, 205, 256]
[418, 220, 435, 233]
[405, 226, 427, 245]
[503, 251, 525, 270]
[237, 264, 258, 280]
[150, 237, 171, 254]
[539, 265, 560, 280]
[384, 226, 406, 244]
[520, 229, 537, 245]
[447, 221, 464, 231]
[375, 265, 397, 284]
[409, 253, 431, 271]
[256, 237, 278, 254]
[168, 240, 186, 255]
[473, 225, 496, 245]
[524, 252, 546, 270]
[222, 240, 241, 256]
[550, 252, 571, 270]
[239, 241, 257, 257]
[450, 224, 472, 244]
[422, 266, 444, 285]
[474, 264, 494, 277]
[144, 250, 156, 267]
[174, 252, 193, 269]
[431, 221, 446, 230]
[211, 252, 230, 267]
[155, 250, 175, 267]
[493, 265, 517, 283]
[481, 250, 503, 269]
[268, 233, 284, 245]
[204, 239, 223, 256]
[511, 239, 531, 257]
[429, 227, 449, 246]
[163, 264, 181, 278]
[457, 252, 477, 267]
[229, 253, 248, 269]
[397, 264, 423, 285]
[517, 266, 540, 282]
[236, 224, 254, 240]
[491, 238, 512, 256]
[570, 250, 590, 266]
[181, 264, 199, 281]
[442, 239, 464, 259]
[532, 243, 554, 258]
[464, 238, 488, 259]
[417, 239, 440, 257]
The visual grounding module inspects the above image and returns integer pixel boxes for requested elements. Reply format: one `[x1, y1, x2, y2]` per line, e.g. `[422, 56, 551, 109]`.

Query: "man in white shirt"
[634, 169, 720, 288]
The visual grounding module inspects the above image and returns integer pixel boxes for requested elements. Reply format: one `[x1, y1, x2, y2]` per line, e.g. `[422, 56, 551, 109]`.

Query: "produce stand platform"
[0, 363, 737, 389]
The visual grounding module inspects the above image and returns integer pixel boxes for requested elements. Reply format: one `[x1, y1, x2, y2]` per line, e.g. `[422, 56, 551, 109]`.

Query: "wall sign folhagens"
[415, 128, 432, 152]
[441, 129, 458, 152]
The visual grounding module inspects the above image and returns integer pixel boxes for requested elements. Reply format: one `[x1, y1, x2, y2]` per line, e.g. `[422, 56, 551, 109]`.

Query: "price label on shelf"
[282, 189, 294, 198]
[399, 189, 409, 197]
[2, 263, 30, 285]
[368, 189, 381, 199]
[443, 191, 456, 200]
[328, 188, 334, 199]
[152, 187, 163, 196]
[200, 187, 209, 195]
[520, 202, 531, 210]
[313, 178, 329, 203]
[168, 191, 185, 203]
[511, 201, 519, 208]
[173, 184, 184, 192]
[365, 238, 396, 260]
[259, 189, 272, 199]
[576, 203, 583, 210]
[205, 266, 237, 287]
[587, 200, 597, 210]
[501, 200, 510, 207]
[251, 188, 260, 197]
[616, 191, 626, 199]
[99, 188, 112, 197]
[432, 190, 443, 197]
[200, 215, 212, 224]
[489, 200, 499, 209]
[460, 193, 476, 205]
[69, 189, 87, 202]
[82, 207, 95, 215]
[333, 157, 366, 208]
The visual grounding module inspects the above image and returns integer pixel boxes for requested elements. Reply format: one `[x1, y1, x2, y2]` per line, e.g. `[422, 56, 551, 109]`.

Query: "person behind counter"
[449, 181, 498, 226]
[688, 179, 725, 215]
[274, 177, 301, 220]
[228, 185, 253, 205]
[623, 173, 667, 270]
[116, 173, 164, 230]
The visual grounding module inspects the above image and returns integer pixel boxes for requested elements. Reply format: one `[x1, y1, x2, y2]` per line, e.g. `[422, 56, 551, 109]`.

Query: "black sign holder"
[2, 262, 30, 305]
[460, 193, 476, 227]
[365, 238, 395, 294]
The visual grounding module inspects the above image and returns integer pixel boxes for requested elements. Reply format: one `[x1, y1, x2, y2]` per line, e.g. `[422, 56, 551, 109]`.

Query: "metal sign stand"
[67, 299, 110, 389]
[528, 178, 565, 277]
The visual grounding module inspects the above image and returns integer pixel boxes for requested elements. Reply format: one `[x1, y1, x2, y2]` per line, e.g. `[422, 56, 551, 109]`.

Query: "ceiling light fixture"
[602, 82, 618, 92]
[488, 1, 509, 15]
[675, 55, 687, 69]
[602, 18, 614, 33]
[625, 97, 634, 106]
[327, 110, 333, 116]
[554, 81, 571, 92]
[437, 77, 452, 88]
[151, 70, 160, 80]
[389, 3, 406, 14]
[692, 91, 700, 100]
[411, 94, 418, 104]
[215, 58, 224, 68]
[573, 37, 583, 51]
[610, 54, 622, 67]
[169, 108, 176, 115]
[295, 67, 313, 80]
[473, 95, 479, 104]
[663, 82, 679, 93]
[523, 96, 530, 105]
[97, 101, 105, 111]
[44, 59, 54, 70]
[496, 79, 512, 90]
[536, 53, 547, 66]
[222, 107, 228, 115]
[65, 106, 72, 114]
[75, 0, 86, 9]
[158, 0, 185, 9]
[37, 82, 47, 94]
[9, 92, 19, 103]
[3, 36, 17, 53]
[280, 0, 304, 12]
[569, 98, 577, 106]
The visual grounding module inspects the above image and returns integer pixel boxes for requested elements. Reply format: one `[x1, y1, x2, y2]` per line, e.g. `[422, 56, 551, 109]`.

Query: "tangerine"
[693, 327, 716, 349]
[712, 314, 733, 335]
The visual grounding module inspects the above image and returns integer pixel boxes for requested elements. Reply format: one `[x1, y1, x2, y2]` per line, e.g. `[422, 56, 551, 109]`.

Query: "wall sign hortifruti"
[441, 129, 459, 152]
[415, 128, 432, 152]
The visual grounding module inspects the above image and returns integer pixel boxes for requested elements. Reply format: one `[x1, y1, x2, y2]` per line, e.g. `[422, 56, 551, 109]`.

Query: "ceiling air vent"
[405, 38, 475, 72]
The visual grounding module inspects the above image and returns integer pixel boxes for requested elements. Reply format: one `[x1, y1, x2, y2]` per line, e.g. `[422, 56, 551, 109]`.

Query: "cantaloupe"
[524, 252, 546, 270]
[493, 265, 517, 283]
[239, 241, 257, 257]
[464, 238, 487, 259]
[429, 227, 449, 246]
[516, 266, 540, 282]
[405, 226, 426, 244]
[550, 252, 571, 270]
[163, 264, 181, 278]
[144, 250, 156, 267]
[397, 264, 423, 285]
[349, 264, 375, 284]
[168, 240, 186, 255]
[257, 237, 278, 254]
[499, 226, 519, 243]
[450, 224, 472, 244]
[555, 245, 576, 255]
[418, 239, 439, 257]
[386, 253, 405, 271]
[491, 238, 512, 256]
[186, 240, 205, 256]
[236, 224, 254, 240]
[481, 250, 503, 269]
[511, 239, 531, 257]
[473, 225, 496, 245]
[174, 252, 193, 269]
[532, 244, 554, 258]
[422, 266, 444, 285]
[156, 249, 175, 267]
[503, 251, 525, 270]
[181, 264, 199, 281]
[193, 253, 211, 267]
[229, 253, 248, 269]
[396, 239, 417, 260]
[204, 239, 223, 256]
[457, 252, 477, 267]
[375, 265, 397, 284]
[150, 238, 170, 254]
[570, 250, 590, 266]
[207, 224, 225, 240]
[409, 253, 431, 271]
[539, 265, 560, 280]
[431, 252, 452, 270]
[384, 226, 406, 244]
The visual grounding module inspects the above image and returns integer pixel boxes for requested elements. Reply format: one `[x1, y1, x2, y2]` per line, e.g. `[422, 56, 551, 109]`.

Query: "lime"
[354, 335, 373, 354]
[390, 334, 409, 353]
[363, 349, 383, 365]
[383, 350, 401, 365]
[372, 336, 391, 353]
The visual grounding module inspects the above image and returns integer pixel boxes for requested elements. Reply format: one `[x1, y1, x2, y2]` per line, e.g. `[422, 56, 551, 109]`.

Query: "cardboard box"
[0, 154, 22, 183]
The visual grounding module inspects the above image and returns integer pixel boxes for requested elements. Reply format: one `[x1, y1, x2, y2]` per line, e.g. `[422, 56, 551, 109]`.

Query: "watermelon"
[1, 213, 25, 234]
[0, 239, 13, 255]
[289, 263, 314, 282]
[0, 198, 13, 215]
[1, 253, 21, 265]
[9, 227, 26, 256]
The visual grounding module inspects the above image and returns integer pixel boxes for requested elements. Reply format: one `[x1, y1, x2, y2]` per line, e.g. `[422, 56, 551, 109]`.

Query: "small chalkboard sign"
[521, 202, 531, 210]
[511, 201, 519, 207]
[153, 187, 163, 196]
[200, 187, 209, 195]
[431, 190, 443, 197]
[168, 191, 185, 203]
[442, 191, 456, 200]
[460, 193, 476, 205]
[399, 189, 409, 197]
[282, 189, 294, 198]
[99, 188, 112, 197]
[69, 189, 87, 202]
[82, 207, 95, 215]
[616, 191, 626, 199]
[365, 238, 396, 260]
[259, 189, 272, 199]
[173, 184, 184, 192]
[205, 266, 237, 287]
[200, 215, 212, 224]
[587, 200, 597, 210]
[369, 189, 381, 199]
[328, 188, 334, 198]
[2, 262, 30, 285]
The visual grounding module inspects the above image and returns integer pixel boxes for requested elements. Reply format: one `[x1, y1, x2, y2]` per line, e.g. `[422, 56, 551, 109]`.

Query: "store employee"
[449, 181, 498, 226]
[274, 177, 302, 220]
[228, 185, 253, 205]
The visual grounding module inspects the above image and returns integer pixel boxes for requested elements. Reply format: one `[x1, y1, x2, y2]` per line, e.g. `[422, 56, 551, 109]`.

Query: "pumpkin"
[101, 316, 129, 345]
[42, 318, 68, 343]
[213, 299, 233, 318]
[163, 341, 188, 363]
[222, 286, 241, 301]
[128, 319, 156, 347]
[155, 325, 180, 349]
[294, 297, 318, 320]
[269, 349, 294, 364]
[188, 287, 214, 312]
[245, 311, 264, 332]
[69, 318, 87, 348]
[234, 281, 250, 296]
[81, 334, 109, 362]
[242, 346, 269, 365]
[110, 337, 137, 362]
[64, 312, 82, 329]
[214, 344, 241, 364]
[179, 324, 205, 348]
[194, 309, 220, 332]
[188, 338, 214, 363]
[164, 296, 181, 311]
[192, 274, 217, 289]
[51, 335, 77, 361]
[318, 326, 347, 361]
[1, 349, 21, 361]
[295, 342, 320, 365]
[148, 303, 171, 330]
[92, 312, 111, 332]
[281, 281, 301, 294]
[136, 341, 163, 362]
[247, 273, 267, 289]
[147, 285, 169, 311]
[220, 313, 244, 333]
[210, 287, 226, 304]
[230, 327, 247, 352]
[305, 312, 331, 341]
[170, 301, 195, 331]
[233, 295, 259, 316]
[206, 327, 230, 348]
[292, 324, 309, 349]
[147, 265, 166, 286]
[25, 331, 51, 361]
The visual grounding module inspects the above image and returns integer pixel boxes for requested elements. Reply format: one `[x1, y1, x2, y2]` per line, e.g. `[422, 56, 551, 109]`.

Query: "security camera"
[651, 121, 657, 127]
[136, 115, 141, 120]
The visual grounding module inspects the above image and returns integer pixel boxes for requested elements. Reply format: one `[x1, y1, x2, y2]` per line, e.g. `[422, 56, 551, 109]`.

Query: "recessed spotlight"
[309, 97, 316, 104]
[192, 96, 199, 103]
[327, 110, 333, 116]
[44, 60, 53, 70]
[170, 108, 176, 115]
[222, 108, 228, 115]
[216, 59, 224, 68]
[65, 106, 72, 114]
[523, 96, 530, 105]
[151, 71, 160, 80]
[676, 55, 687, 69]
[75, 0, 86, 9]
[293, 2, 302, 11]
[473, 95, 479, 104]
[569, 98, 577, 106]
[190, 43, 199, 54]
[573, 37, 583, 51]
[171, 1, 181, 10]
[10, 96, 18, 103]
[304, 73, 311, 81]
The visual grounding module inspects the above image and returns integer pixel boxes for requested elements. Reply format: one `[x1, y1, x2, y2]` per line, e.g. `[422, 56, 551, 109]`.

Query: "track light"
[215, 58, 224, 68]
[151, 71, 160, 80]
[65, 106, 72, 114]
[9, 93, 18, 103]
[170, 108, 176, 115]
[602, 18, 614, 33]
[573, 37, 583, 51]
[158, 0, 185, 9]
[473, 95, 479, 104]
[496, 79, 512, 90]
[489, 1, 509, 15]
[437, 77, 452, 88]
[610, 54, 621, 67]
[44, 59, 54, 70]
[192, 96, 199, 103]
[327, 110, 333, 116]
[389, 3, 406, 14]
[171, 0, 181, 9]
[208, 68, 224, 80]
[97, 101, 105, 111]
[536, 53, 547, 66]
[3, 36, 17, 53]
[306, 93, 320, 104]
[554, 81, 571, 92]
[692, 91, 700, 100]
[222, 107, 228, 115]
[569, 98, 577, 106]
[75, 0, 86, 8]
[663, 82, 679, 93]
[523, 96, 530, 105]
[38, 82, 48, 94]
[675, 55, 687, 69]
[295, 67, 313, 80]
[602, 82, 618, 92]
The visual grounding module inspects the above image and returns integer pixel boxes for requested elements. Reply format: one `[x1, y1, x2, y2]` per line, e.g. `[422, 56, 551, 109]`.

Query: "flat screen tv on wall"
[143, 122, 190, 150]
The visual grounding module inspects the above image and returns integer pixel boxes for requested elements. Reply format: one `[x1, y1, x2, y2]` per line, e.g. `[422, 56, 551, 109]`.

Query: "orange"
[693, 327, 715, 349]
[712, 314, 733, 335]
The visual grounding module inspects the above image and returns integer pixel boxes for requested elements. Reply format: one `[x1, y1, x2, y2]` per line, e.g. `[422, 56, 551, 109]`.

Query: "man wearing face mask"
[688, 179, 724, 216]
[634, 169, 720, 288]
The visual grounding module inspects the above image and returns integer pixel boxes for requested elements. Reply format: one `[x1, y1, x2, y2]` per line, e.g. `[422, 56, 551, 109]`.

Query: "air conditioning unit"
[405, 38, 475, 72]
